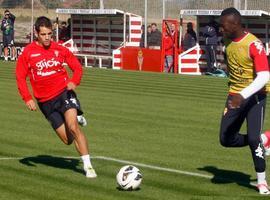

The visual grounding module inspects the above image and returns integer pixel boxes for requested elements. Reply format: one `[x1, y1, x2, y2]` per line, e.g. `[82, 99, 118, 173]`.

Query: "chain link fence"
[0, 0, 270, 43]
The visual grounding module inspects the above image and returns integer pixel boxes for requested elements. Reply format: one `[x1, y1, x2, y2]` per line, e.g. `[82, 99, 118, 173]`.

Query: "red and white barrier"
[62, 39, 78, 53]
[56, 9, 142, 68]
[112, 48, 122, 70]
[178, 44, 202, 75]
[178, 44, 224, 75]
[126, 15, 142, 47]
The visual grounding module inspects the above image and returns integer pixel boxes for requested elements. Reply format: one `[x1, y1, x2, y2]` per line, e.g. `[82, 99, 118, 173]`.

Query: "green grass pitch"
[0, 60, 270, 200]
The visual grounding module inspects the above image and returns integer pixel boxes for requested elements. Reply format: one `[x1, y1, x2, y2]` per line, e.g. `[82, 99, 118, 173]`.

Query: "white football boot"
[84, 167, 97, 178]
[257, 183, 270, 195]
[77, 115, 87, 127]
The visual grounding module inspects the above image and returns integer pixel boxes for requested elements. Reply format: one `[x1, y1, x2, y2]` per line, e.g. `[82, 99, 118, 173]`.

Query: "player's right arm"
[16, 52, 36, 111]
[9, 13, 15, 22]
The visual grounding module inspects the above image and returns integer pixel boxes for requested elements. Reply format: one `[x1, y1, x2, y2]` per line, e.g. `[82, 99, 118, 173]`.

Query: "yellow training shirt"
[225, 33, 269, 93]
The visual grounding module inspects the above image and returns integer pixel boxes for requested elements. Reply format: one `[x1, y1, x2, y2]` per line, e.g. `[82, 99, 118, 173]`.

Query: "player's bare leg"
[64, 109, 89, 154]
[55, 108, 97, 178]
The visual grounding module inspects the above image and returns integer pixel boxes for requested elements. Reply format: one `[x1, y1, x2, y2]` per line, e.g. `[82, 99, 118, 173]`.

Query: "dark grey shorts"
[38, 90, 83, 129]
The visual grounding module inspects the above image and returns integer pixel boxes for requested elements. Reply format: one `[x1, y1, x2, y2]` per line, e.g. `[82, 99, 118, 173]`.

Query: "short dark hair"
[187, 22, 193, 27]
[221, 7, 241, 22]
[35, 16, 52, 33]
[4, 9, 9, 14]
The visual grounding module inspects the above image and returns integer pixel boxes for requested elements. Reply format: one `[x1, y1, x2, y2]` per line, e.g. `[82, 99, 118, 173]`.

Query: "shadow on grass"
[116, 186, 141, 192]
[19, 155, 84, 175]
[198, 166, 257, 191]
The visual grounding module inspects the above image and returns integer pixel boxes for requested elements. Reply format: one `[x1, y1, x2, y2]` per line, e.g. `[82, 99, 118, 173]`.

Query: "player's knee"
[66, 137, 74, 145]
[63, 140, 72, 145]
[220, 135, 230, 147]
[67, 123, 80, 136]
[220, 139, 228, 147]
[61, 136, 74, 145]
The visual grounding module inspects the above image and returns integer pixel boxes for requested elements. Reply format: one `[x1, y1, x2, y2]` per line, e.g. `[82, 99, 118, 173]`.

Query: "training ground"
[0, 61, 270, 200]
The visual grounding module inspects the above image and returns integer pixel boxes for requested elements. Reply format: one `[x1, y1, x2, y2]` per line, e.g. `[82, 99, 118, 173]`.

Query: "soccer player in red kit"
[16, 16, 97, 178]
[219, 8, 270, 194]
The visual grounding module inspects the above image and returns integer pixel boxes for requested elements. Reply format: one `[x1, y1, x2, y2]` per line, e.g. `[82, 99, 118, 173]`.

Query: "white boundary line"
[95, 156, 213, 179]
[0, 155, 213, 179]
[0, 157, 24, 160]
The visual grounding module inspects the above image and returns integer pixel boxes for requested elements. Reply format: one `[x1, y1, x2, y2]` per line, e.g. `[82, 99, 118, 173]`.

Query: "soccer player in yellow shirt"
[219, 7, 270, 195]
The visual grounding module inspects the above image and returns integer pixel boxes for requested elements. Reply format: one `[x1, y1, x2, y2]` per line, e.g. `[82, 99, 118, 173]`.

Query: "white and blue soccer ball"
[116, 165, 143, 190]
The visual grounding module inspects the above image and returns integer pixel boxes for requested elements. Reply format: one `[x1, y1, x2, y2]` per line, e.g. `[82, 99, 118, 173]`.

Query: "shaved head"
[221, 7, 241, 25]
[220, 7, 244, 39]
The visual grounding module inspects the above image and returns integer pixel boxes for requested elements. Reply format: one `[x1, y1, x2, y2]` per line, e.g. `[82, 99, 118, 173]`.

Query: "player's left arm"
[239, 41, 270, 99]
[64, 47, 83, 90]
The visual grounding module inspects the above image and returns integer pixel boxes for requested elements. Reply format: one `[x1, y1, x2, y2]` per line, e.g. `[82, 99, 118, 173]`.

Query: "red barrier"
[121, 47, 162, 72]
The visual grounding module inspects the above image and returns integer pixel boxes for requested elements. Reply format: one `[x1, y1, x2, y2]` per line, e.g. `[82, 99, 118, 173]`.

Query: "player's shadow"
[19, 155, 84, 175]
[198, 166, 256, 191]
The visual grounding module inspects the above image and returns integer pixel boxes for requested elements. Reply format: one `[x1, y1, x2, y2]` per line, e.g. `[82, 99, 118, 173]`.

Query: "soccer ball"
[116, 165, 143, 190]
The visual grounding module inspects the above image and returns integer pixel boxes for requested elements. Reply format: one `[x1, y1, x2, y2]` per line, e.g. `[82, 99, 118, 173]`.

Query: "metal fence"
[0, 0, 270, 43]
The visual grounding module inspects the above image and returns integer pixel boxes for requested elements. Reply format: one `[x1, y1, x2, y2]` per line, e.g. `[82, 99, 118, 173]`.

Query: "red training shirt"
[16, 41, 82, 103]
